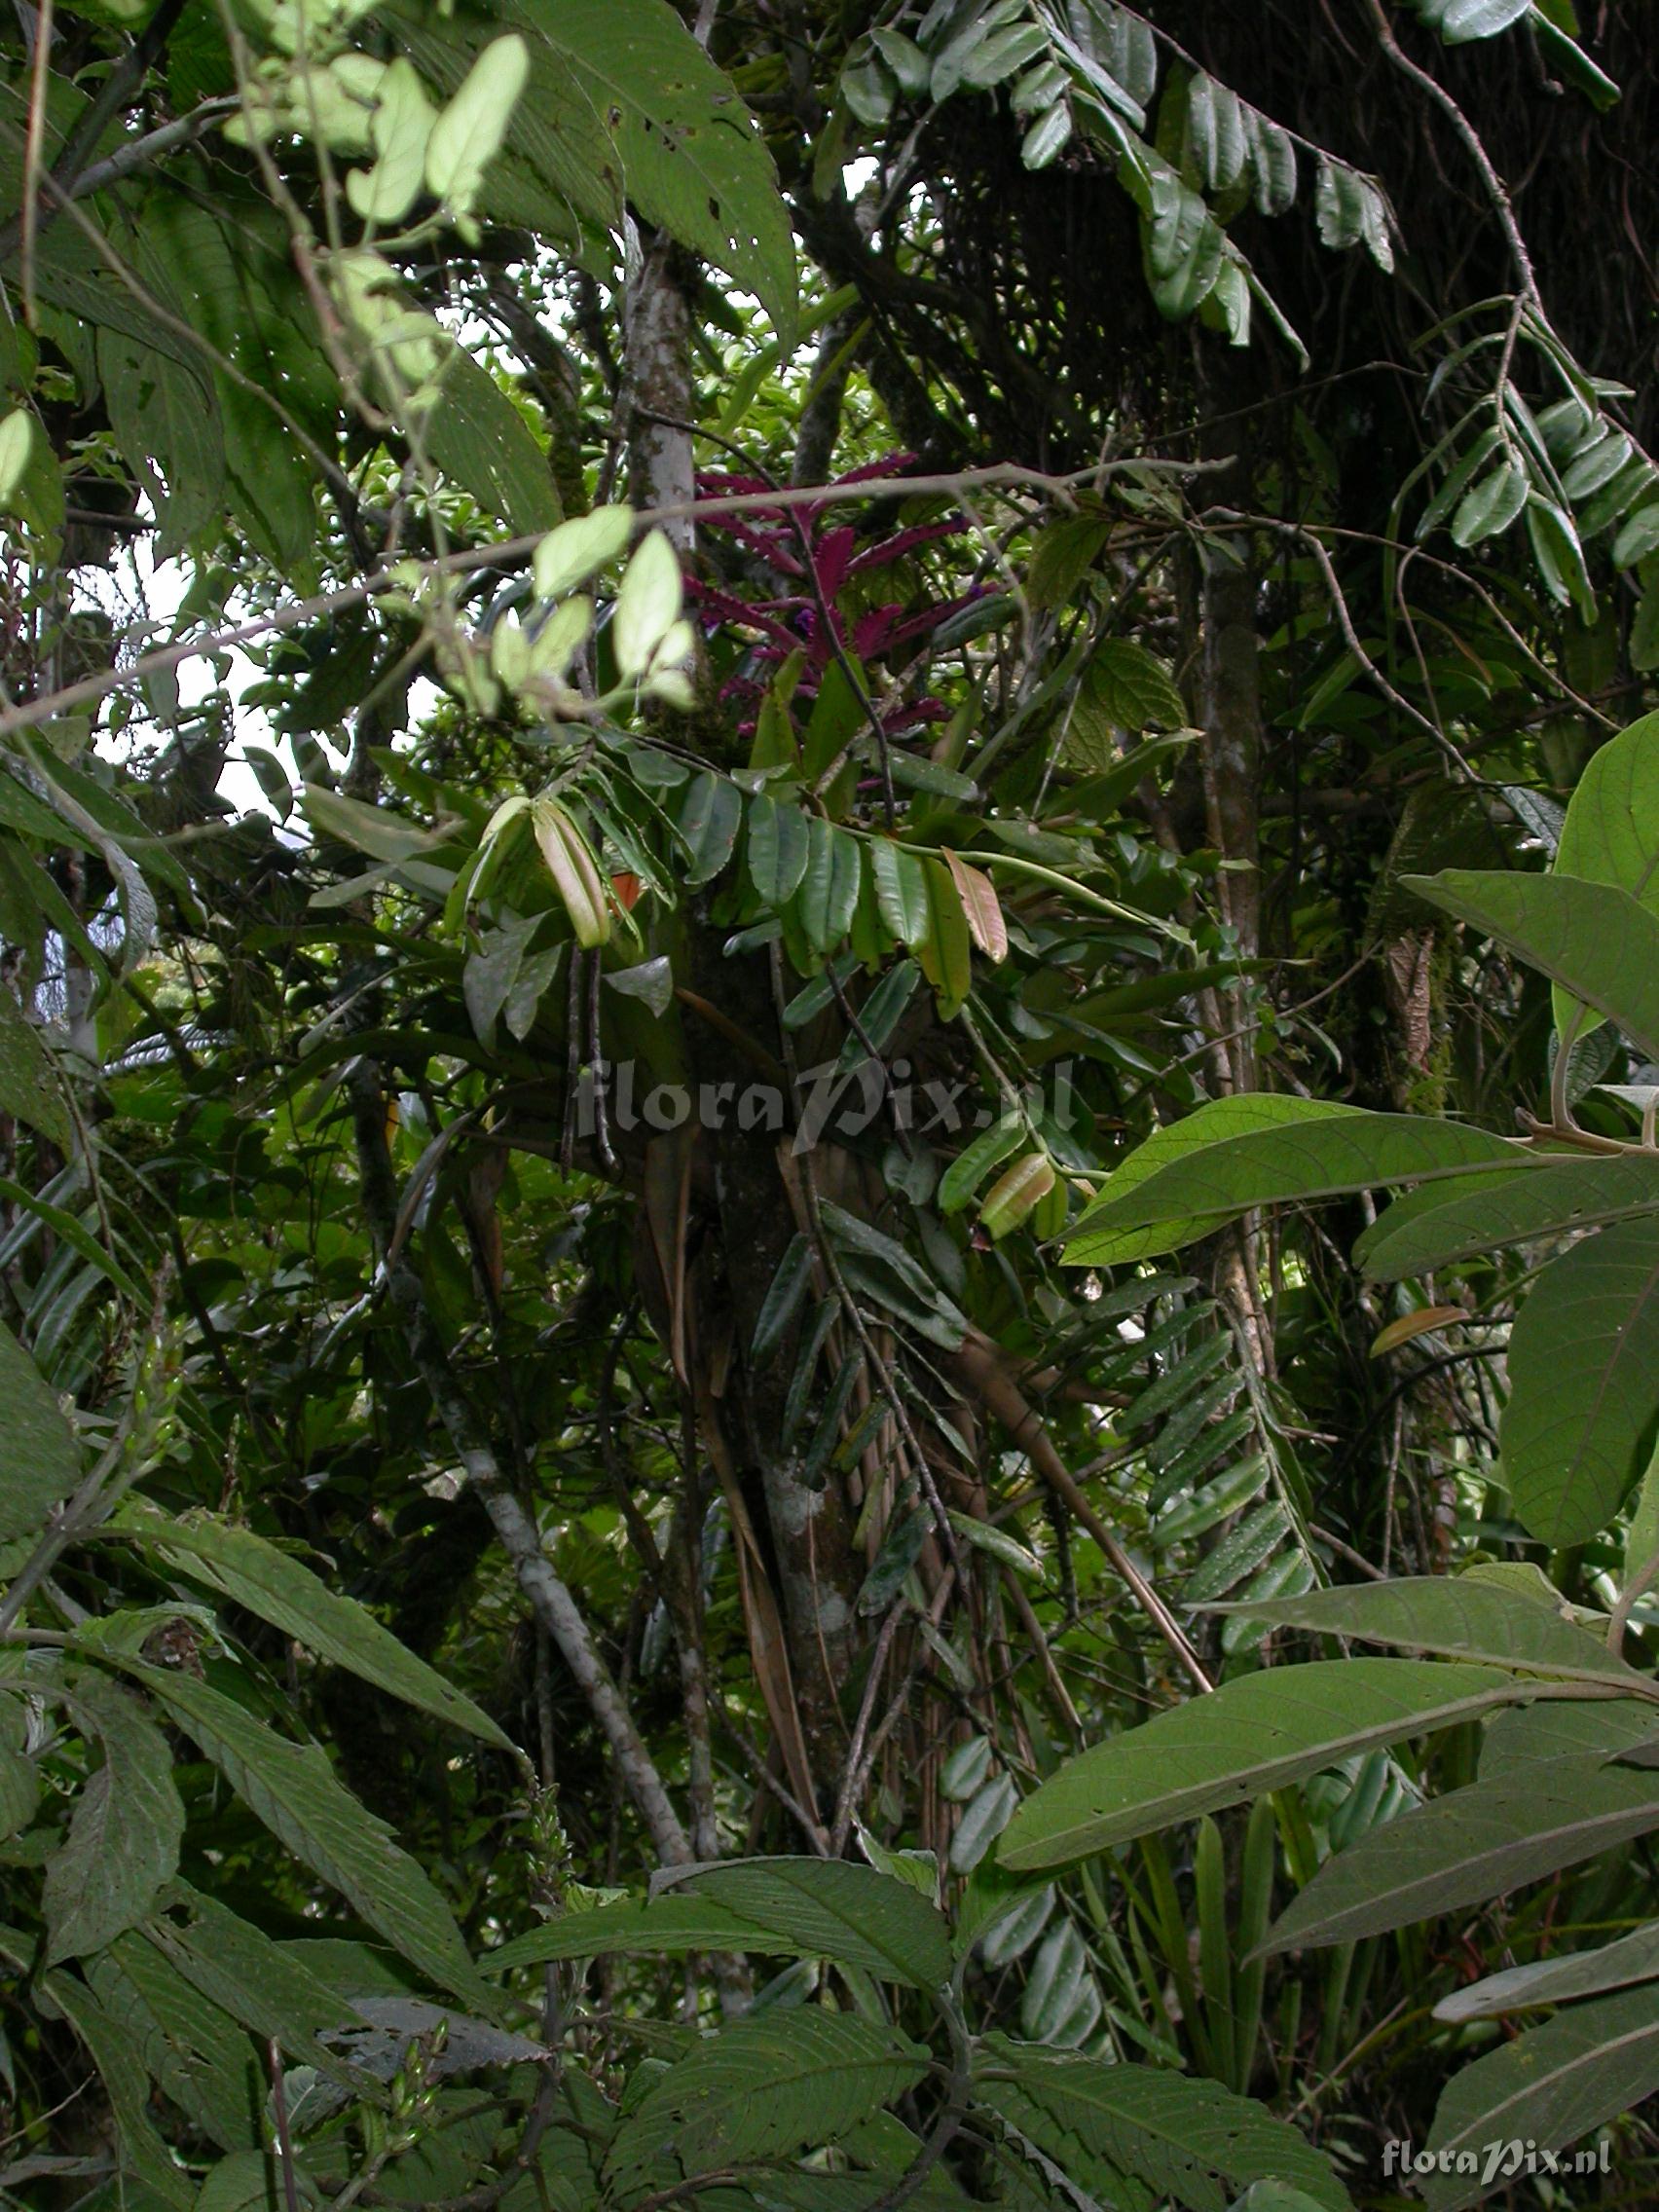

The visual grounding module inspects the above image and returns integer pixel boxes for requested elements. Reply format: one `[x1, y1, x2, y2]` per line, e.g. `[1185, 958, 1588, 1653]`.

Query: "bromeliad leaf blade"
[1402, 868, 1659, 1064]
[1499, 1216, 1659, 1545]
[998, 1660, 1533, 1871]
[1065, 1095, 1521, 1267]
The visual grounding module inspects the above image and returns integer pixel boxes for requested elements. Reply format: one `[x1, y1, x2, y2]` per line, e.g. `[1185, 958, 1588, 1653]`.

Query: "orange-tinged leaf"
[943, 848, 1008, 962]
[1370, 1306, 1465, 1358]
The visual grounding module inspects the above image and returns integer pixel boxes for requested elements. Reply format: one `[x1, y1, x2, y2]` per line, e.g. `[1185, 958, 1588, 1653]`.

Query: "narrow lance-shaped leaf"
[111, 1503, 516, 1750]
[119, 1661, 493, 2010]
[648, 1857, 953, 1990]
[1357, 1153, 1659, 1279]
[999, 1660, 1539, 1871]
[1065, 1094, 1523, 1267]
[1499, 1216, 1659, 1545]
[1260, 1756, 1659, 1953]
[1436, 1916, 1659, 2024]
[1205, 1574, 1653, 1690]
[1421, 1983, 1659, 2212]
[44, 1677, 185, 1964]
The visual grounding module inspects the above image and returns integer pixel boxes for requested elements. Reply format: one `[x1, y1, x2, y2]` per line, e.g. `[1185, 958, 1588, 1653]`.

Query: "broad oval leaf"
[1403, 867, 1659, 1065]
[0, 1318, 80, 1542]
[999, 1660, 1535, 1871]
[1501, 1216, 1659, 1544]
[1548, 708, 1659, 1044]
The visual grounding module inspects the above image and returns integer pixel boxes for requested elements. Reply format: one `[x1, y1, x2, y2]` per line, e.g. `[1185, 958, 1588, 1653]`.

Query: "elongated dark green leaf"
[0, 988, 69, 1147]
[1208, 1575, 1651, 1690]
[1422, 1983, 1659, 2211]
[748, 793, 811, 906]
[605, 2010, 929, 2198]
[1403, 868, 1659, 1063]
[119, 1663, 491, 2009]
[42, 1972, 194, 2208]
[0, 1316, 80, 1542]
[1065, 1095, 1521, 1266]
[1358, 1153, 1659, 1278]
[798, 818, 864, 953]
[112, 1505, 513, 1750]
[977, 2038, 1349, 2212]
[871, 838, 932, 949]
[1479, 1696, 1659, 1778]
[999, 1661, 1536, 1871]
[1500, 1217, 1659, 1544]
[45, 1678, 184, 1964]
[649, 1858, 952, 1990]
[679, 771, 742, 886]
[487, 1891, 793, 1973]
[1437, 1916, 1659, 2023]
[1263, 1756, 1659, 1952]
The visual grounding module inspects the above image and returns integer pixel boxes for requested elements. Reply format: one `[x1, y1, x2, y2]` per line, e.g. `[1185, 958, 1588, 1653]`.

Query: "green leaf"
[118, 1662, 491, 2009]
[1500, 1217, 1659, 1544]
[483, 0, 797, 336]
[747, 793, 812, 907]
[977, 2038, 1350, 2212]
[1085, 640, 1187, 731]
[797, 818, 863, 952]
[1209, 1574, 1652, 1690]
[1262, 1755, 1659, 1951]
[1421, 1983, 1659, 2211]
[1064, 1095, 1520, 1267]
[916, 857, 973, 1014]
[679, 772, 743, 887]
[112, 1505, 515, 1750]
[939, 1117, 1025, 1214]
[0, 1316, 80, 1541]
[1313, 160, 1392, 270]
[998, 1660, 1537, 1871]
[649, 1858, 953, 1990]
[43, 1971, 194, 2208]
[871, 839, 932, 949]
[1452, 461, 1530, 546]
[604, 2010, 929, 2199]
[1548, 709, 1659, 1043]
[1357, 1154, 1659, 1278]
[424, 34, 530, 218]
[427, 350, 563, 533]
[1436, 1916, 1659, 2023]
[44, 1678, 183, 1963]
[1403, 867, 1659, 1064]
[613, 530, 683, 680]
[1425, 0, 1531, 41]
[485, 1890, 817, 1972]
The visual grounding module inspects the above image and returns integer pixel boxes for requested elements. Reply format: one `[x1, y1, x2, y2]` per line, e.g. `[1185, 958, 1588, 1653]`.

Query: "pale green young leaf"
[534, 506, 635, 600]
[424, 34, 530, 219]
[346, 57, 435, 225]
[998, 1660, 1539, 1871]
[613, 530, 682, 680]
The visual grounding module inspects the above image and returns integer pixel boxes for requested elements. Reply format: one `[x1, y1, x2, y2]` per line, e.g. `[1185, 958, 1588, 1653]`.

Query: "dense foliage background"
[3, 1, 1659, 2207]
